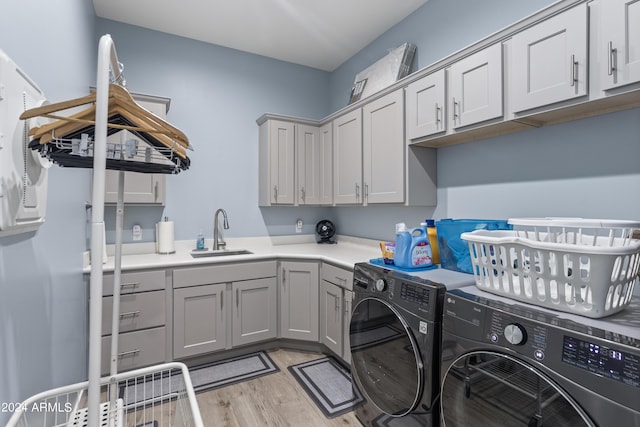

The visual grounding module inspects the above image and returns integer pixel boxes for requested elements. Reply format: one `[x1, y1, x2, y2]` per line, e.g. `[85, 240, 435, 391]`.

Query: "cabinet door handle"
[221, 290, 224, 310]
[435, 102, 441, 124]
[570, 54, 578, 86]
[236, 288, 239, 310]
[119, 310, 140, 318]
[452, 98, 459, 121]
[282, 268, 286, 291]
[608, 41, 617, 76]
[355, 183, 360, 200]
[273, 185, 278, 201]
[117, 349, 140, 358]
[300, 187, 306, 202]
[154, 181, 158, 202]
[364, 183, 369, 200]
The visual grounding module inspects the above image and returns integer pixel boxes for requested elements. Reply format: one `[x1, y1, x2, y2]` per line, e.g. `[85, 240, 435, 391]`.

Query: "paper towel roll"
[156, 221, 175, 254]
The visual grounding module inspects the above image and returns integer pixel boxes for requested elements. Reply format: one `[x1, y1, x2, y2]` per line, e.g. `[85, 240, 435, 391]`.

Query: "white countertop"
[83, 234, 383, 273]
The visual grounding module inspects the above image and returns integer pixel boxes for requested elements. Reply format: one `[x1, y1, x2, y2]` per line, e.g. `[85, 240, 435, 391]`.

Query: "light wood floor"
[195, 349, 363, 427]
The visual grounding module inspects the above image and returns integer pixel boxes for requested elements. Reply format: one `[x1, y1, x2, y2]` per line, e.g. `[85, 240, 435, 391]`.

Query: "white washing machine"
[440, 285, 640, 426]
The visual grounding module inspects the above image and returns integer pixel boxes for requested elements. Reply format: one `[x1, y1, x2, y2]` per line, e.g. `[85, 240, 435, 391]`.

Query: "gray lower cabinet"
[172, 261, 277, 359]
[232, 277, 278, 346]
[173, 283, 226, 359]
[343, 289, 353, 365]
[320, 263, 354, 363]
[320, 280, 343, 356]
[280, 261, 319, 341]
[100, 268, 168, 375]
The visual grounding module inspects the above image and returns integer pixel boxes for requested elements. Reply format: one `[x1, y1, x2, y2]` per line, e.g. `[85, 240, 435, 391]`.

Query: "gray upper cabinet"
[259, 119, 295, 205]
[103, 96, 169, 205]
[317, 122, 333, 205]
[296, 123, 332, 206]
[333, 109, 363, 205]
[362, 89, 405, 204]
[509, 3, 588, 114]
[259, 118, 332, 206]
[448, 43, 503, 128]
[597, 0, 640, 91]
[405, 69, 446, 140]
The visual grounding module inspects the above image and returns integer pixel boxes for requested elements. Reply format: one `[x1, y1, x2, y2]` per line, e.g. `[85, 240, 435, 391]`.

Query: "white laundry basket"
[5, 362, 203, 427]
[461, 218, 640, 318]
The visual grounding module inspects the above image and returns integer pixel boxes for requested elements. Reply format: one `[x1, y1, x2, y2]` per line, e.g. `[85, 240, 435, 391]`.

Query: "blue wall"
[95, 18, 333, 241]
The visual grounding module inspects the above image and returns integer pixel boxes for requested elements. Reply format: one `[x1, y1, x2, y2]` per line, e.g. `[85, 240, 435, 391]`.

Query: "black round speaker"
[315, 220, 336, 244]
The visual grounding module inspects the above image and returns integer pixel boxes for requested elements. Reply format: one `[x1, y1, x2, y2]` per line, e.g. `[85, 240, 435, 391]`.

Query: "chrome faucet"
[213, 208, 229, 251]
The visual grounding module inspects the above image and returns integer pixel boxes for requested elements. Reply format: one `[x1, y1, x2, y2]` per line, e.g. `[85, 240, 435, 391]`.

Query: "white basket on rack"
[5, 362, 203, 427]
[461, 218, 640, 318]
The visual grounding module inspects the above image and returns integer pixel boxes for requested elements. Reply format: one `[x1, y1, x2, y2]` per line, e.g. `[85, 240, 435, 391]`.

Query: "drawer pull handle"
[119, 311, 140, 318]
[120, 282, 140, 288]
[117, 349, 140, 358]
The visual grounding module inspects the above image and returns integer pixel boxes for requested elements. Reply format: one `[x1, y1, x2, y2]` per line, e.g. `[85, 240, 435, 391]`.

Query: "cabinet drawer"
[103, 269, 166, 296]
[321, 263, 353, 290]
[173, 261, 277, 288]
[101, 290, 166, 336]
[101, 326, 166, 374]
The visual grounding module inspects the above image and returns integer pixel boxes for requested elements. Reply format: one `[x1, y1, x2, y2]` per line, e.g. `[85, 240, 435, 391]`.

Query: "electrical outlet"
[132, 224, 142, 241]
[295, 219, 303, 233]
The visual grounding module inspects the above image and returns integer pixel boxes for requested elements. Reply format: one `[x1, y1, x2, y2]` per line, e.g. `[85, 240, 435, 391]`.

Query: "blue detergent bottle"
[394, 223, 411, 268]
[395, 224, 433, 269]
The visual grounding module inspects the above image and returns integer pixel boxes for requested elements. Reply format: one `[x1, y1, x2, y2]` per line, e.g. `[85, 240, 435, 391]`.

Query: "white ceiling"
[92, 0, 428, 71]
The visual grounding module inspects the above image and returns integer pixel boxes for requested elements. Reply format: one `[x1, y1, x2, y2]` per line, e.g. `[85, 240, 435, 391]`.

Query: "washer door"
[350, 297, 423, 417]
[441, 351, 595, 427]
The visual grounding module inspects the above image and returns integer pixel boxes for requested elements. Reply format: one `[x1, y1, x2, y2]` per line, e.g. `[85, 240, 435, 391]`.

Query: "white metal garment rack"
[6, 33, 202, 427]
[87, 33, 126, 427]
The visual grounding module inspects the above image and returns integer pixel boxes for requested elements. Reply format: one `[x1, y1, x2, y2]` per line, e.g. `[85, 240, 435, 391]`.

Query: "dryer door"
[350, 297, 423, 417]
[441, 351, 594, 427]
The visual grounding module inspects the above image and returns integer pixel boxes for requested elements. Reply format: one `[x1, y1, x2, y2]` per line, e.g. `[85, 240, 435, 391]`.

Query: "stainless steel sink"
[190, 249, 253, 258]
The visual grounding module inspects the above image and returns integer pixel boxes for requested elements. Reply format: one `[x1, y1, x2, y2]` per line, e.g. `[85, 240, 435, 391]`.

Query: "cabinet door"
[363, 89, 405, 204]
[406, 69, 446, 140]
[259, 119, 295, 205]
[333, 109, 362, 205]
[510, 4, 587, 113]
[449, 43, 503, 128]
[104, 167, 165, 204]
[320, 280, 343, 357]
[280, 261, 319, 341]
[296, 124, 321, 205]
[232, 277, 277, 347]
[173, 283, 226, 359]
[343, 290, 353, 365]
[103, 97, 168, 205]
[269, 120, 295, 204]
[599, 0, 640, 90]
[318, 122, 333, 205]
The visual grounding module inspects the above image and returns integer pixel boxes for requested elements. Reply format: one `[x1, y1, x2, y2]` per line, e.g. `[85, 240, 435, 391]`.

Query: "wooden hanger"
[19, 92, 97, 120]
[23, 85, 190, 156]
